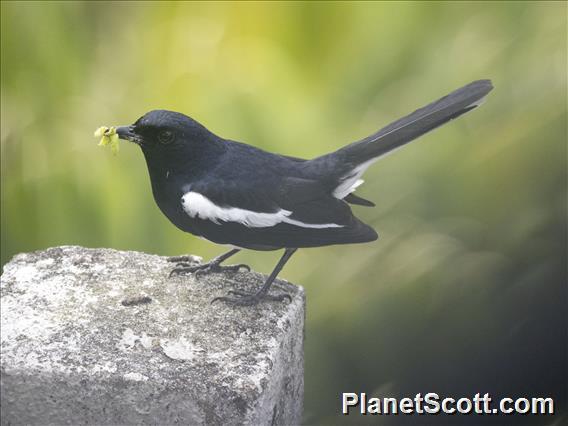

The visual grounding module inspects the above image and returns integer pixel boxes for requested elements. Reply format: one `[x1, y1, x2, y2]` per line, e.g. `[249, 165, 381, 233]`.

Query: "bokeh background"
[1, 1, 566, 424]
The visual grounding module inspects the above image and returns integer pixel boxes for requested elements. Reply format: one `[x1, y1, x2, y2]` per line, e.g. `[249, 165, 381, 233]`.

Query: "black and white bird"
[114, 80, 493, 305]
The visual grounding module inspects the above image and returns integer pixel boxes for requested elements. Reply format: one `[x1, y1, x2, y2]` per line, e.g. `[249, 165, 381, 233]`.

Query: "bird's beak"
[115, 126, 141, 144]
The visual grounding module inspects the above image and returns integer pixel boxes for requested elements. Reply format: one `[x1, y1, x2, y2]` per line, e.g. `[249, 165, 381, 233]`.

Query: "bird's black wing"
[182, 177, 377, 249]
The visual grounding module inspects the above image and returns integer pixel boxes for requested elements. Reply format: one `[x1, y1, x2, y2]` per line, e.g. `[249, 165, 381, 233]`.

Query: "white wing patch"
[181, 191, 343, 229]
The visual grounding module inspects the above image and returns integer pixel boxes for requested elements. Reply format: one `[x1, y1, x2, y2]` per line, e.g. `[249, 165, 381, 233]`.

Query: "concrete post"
[1, 246, 304, 425]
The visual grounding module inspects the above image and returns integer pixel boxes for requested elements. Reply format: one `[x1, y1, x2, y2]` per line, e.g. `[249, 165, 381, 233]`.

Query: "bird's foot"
[167, 255, 201, 264]
[168, 259, 250, 278]
[211, 290, 292, 306]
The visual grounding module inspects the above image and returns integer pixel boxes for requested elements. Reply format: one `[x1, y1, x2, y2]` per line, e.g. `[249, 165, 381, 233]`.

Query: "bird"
[113, 79, 493, 305]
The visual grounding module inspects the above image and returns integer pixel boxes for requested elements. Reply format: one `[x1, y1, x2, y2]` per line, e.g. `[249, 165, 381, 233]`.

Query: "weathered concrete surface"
[0, 246, 304, 425]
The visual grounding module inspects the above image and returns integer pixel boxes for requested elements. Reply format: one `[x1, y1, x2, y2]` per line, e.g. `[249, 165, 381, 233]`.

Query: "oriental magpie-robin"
[114, 80, 493, 305]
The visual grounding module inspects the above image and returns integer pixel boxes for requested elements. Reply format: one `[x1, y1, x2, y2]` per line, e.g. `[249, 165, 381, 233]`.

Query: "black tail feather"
[333, 80, 493, 167]
[344, 193, 375, 207]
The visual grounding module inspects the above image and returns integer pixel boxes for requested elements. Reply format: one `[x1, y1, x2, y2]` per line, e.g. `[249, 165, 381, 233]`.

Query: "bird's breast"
[149, 174, 203, 237]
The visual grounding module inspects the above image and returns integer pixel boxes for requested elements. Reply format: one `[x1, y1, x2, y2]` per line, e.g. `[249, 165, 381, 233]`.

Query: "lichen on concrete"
[1, 246, 304, 425]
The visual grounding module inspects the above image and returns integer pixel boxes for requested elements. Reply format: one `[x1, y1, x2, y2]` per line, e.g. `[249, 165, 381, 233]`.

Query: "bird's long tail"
[338, 79, 492, 165]
[313, 79, 493, 200]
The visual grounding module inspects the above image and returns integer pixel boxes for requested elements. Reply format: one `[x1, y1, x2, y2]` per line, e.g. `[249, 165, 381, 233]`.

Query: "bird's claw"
[169, 262, 250, 278]
[211, 290, 292, 306]
[167, 255, 200, 263]
[173, 262, 194, 268]
[193, 263, 250, 278]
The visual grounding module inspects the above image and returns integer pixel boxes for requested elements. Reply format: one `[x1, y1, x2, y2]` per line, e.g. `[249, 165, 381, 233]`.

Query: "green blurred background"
[1, 1, 566, 424]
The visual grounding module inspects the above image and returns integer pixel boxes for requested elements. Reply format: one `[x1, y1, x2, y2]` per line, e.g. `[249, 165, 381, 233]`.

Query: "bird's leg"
[212, 248, 297, 306]
[168, 248, 250, 278]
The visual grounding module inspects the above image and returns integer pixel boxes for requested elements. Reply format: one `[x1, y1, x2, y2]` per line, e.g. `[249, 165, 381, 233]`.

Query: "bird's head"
[116, 110, 212, 148]
[116, 110, 225, 176]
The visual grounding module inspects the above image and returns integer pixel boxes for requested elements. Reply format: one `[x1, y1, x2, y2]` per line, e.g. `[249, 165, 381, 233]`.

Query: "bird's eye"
[158, 130, 174, 144]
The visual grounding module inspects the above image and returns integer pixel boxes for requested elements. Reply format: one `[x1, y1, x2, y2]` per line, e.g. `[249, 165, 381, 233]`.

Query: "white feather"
[333, 158, 378, 199]
[181, 191, 343, 229]
[281, 217, 343, 229]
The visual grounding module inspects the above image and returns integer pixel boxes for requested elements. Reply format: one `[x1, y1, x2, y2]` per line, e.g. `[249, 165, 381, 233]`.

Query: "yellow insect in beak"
[94, 126, 120, 155]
